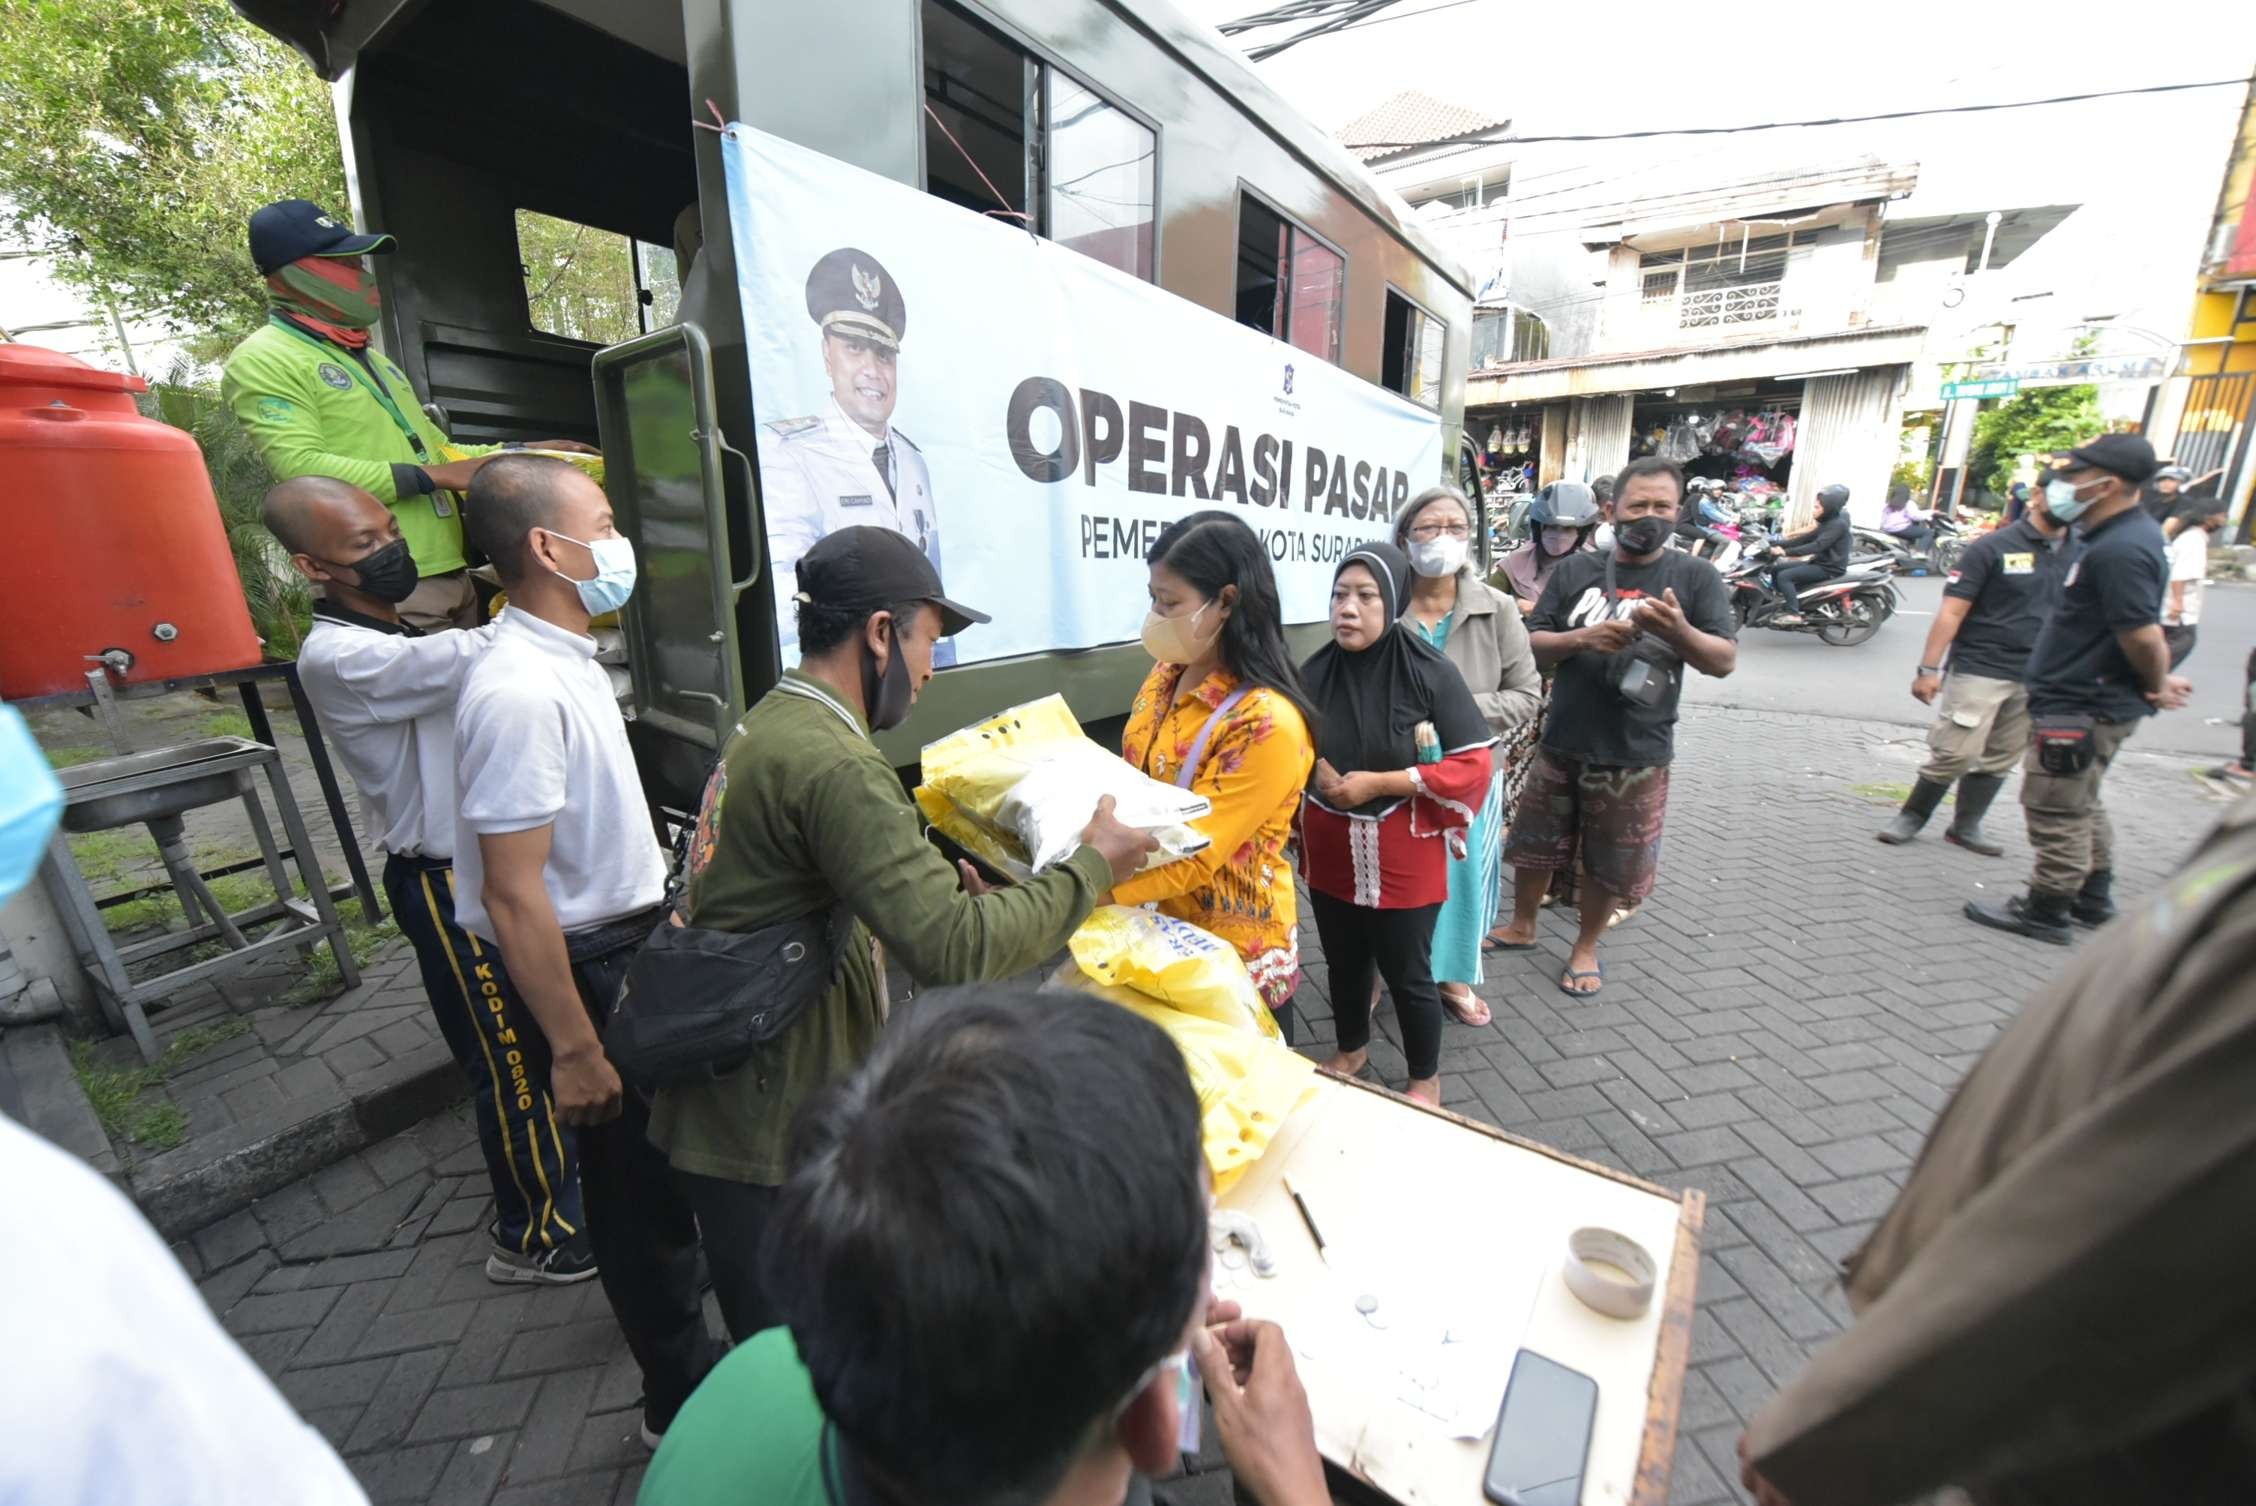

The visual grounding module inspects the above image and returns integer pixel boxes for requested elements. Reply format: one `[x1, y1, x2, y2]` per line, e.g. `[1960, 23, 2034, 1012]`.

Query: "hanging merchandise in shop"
[1633, 402, 1799, 497]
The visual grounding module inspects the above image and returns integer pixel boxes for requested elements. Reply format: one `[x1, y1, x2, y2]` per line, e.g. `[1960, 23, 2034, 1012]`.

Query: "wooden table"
[1215, 1072, 1703, 1506]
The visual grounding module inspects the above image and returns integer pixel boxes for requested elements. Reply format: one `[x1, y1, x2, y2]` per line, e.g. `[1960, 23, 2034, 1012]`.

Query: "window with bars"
[1638, 230, 1818, 301]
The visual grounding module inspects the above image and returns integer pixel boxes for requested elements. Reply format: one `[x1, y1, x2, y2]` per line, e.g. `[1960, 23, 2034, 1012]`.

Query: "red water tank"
[0, 344, 262, 699]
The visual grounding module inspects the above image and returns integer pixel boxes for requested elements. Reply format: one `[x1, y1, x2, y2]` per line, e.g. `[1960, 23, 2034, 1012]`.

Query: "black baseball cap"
[2060, 432, 2158, 486]
[248, 199, 396, 278]
[796, 526, 988, 637]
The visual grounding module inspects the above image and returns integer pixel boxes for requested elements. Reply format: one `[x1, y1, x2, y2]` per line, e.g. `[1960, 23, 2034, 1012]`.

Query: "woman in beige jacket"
[1391, 487, 1542, 1024]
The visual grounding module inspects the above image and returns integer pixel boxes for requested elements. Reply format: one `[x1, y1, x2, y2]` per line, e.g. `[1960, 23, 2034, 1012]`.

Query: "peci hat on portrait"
[806, 247, 907, 351]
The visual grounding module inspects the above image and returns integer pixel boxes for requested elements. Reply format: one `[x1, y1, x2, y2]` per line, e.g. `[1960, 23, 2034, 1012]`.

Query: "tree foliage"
[515, 211, 642, 347]
[1968, 384, 2104, 499]
[0, 0, 343, 357]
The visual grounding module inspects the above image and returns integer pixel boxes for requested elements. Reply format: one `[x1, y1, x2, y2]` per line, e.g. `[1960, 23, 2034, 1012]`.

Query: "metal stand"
[40, 737, 361, 1063]
[16, 659, 381, 924]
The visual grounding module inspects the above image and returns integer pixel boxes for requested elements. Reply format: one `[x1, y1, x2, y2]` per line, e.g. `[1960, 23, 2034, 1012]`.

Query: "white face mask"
[547, 531, 639, 615]
[1408, 536, 1468, 578]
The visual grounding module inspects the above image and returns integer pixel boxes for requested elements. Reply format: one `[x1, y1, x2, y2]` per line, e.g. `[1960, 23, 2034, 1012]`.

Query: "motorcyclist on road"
[1491, 480, 1601, 615]
[1880, 485, 1935, 553]
[1674, 479, 1733, 557]
[1768, 483, 1853, 626]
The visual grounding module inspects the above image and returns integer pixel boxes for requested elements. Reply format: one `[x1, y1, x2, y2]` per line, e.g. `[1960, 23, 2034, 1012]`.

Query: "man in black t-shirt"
[1967, 433, 2192, 945]
[1492, 456, 1738, 998]
[1876, 499, 2077, 852]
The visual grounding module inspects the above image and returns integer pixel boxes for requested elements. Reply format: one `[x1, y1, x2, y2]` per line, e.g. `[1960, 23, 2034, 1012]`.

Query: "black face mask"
[861, 618, 916, 733]
[1615, 515, 1670, 556]
[328, 537, 419, 603]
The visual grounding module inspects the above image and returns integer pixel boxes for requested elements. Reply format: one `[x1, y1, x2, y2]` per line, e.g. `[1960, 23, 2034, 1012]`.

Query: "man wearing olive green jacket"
[646, 526, 1154, 1343]
[222, 198, 586, 630]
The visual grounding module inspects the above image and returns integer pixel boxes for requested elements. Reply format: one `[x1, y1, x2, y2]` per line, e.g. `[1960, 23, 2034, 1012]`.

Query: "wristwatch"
[1917, 664, 1944, 676]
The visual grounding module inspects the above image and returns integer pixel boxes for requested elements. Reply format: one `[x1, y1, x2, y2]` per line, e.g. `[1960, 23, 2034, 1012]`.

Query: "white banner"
[722, 123, 1445, 666]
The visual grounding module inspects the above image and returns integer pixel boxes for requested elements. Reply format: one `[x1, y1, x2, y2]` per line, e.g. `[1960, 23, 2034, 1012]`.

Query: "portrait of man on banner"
[761, 246, 949, 665]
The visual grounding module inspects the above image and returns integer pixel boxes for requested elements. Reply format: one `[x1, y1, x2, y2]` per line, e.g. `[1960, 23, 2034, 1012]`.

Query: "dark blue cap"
[248, 199, 395, 278]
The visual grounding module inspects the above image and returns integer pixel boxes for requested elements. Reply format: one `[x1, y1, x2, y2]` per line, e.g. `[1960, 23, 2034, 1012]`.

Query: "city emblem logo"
[1282, 363, 1295, 396]
[317, 363, 354, 391]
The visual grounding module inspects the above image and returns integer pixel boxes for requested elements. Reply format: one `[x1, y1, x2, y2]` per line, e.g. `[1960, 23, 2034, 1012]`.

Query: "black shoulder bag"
[607, 903, 854, 1085]
[603, 752, 854, 1085]
[1603, 552, 1681, 708]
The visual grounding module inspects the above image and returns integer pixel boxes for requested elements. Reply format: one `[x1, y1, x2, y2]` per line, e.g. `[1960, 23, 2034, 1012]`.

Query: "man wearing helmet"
[1675, 478, 1734, 557]
[2140, 462, 2192, 523]
[1768, 484, 1854, 626]
[1491, 480, 1600, 614]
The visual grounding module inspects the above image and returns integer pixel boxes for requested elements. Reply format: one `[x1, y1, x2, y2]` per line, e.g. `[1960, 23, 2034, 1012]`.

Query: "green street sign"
[1941, 377, 2020, 400]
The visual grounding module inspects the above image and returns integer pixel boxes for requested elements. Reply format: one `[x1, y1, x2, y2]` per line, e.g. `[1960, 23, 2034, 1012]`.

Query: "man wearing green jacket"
[222, 199, 585, 631]
[646, 526, 1154, 1343]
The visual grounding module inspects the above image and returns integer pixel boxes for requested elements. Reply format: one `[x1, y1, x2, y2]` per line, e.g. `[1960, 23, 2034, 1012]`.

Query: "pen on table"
[1282, 1175, 1327, 1262]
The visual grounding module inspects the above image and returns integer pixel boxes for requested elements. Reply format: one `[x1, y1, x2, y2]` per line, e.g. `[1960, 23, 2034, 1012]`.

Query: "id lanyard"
[266, 316, 431, 461]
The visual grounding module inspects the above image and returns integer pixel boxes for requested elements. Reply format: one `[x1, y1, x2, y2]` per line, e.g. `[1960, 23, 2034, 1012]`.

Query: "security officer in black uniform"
[1876, 486, 2076, 851]
[1966, 433, 2192, 944]
[760, 248, 945, 664]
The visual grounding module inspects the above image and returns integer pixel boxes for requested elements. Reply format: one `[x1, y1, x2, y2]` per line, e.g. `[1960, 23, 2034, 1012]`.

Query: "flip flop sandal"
[1482, 931, 1537, 953]
[1440, 986, 1491, 1027]
[1556, 965, 1604, 998]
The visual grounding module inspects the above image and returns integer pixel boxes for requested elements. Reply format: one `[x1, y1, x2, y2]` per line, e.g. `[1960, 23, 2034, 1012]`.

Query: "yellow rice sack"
[1069, 905, 1281, 1042]
[915, 695, 1210, 883]
[1055, 962, 1317, 1194]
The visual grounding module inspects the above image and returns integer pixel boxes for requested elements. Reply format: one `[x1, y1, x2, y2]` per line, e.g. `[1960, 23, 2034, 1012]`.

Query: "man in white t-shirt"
[0, 711, 368, 1506]
[265, 476, 593, 1285]
[453, 454, 721, 1446]
[2164, 497, 2225, 667]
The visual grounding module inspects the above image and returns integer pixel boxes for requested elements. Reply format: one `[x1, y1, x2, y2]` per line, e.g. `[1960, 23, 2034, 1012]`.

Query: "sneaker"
[485, 1232, 600, 1286]
[639, 1416, 665, 1452]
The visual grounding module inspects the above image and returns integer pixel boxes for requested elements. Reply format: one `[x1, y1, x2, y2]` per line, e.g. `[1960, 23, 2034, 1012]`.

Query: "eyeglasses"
[1407, 522, 1470, 541]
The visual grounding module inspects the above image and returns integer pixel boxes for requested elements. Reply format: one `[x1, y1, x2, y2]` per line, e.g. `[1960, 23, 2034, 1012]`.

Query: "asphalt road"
[1682, 572, 2254, 760]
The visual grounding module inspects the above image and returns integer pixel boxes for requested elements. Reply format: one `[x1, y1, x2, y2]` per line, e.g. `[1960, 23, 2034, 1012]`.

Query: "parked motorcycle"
[1726, 544, 1899, 646]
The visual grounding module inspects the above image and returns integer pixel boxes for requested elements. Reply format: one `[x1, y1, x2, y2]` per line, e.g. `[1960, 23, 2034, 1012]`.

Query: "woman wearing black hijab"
[1300, 542, 1497, 1104]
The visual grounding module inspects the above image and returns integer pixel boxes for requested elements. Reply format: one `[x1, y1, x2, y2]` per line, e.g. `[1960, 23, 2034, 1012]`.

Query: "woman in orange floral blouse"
[1118, 512, 1319, 1039]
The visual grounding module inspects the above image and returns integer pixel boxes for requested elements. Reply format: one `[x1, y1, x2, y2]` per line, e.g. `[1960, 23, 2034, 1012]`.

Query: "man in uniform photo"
[761, 246, 948, 665]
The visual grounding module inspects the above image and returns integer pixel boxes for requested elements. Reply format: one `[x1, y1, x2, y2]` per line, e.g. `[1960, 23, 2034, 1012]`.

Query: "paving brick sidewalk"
[170, 704, 2229, 1506]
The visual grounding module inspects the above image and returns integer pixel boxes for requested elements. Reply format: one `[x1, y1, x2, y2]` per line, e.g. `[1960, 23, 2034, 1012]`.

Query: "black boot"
[1964, 888, 2075, 945]
[1943, 773, 2008, 857]
[2072, 869, 2117, 928]
[1876, 777, 1949, 845]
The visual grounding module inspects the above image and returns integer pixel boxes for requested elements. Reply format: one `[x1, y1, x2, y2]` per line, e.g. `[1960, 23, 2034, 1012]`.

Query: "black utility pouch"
[2032, 714, 2098, 775]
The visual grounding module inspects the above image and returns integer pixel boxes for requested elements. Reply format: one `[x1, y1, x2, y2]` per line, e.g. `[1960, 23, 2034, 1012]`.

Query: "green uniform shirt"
[220, 318, 496, 574]
[640, 1327, 830, 1505]
[646, 670, 1110, 1184]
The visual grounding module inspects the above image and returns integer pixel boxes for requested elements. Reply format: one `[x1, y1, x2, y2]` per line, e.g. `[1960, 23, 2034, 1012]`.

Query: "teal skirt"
[1432, 767, 1506, 986]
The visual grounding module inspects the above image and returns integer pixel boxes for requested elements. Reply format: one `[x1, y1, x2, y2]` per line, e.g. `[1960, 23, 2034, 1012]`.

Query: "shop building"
[2147, 75, 2256, 537]
[1455, 160, 1936, 526]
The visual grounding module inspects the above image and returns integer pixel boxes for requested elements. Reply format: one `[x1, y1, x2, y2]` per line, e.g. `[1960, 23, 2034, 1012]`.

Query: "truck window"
[922, 0, 1155, 281]
[514, 209, 680, 345]
[1235, 193, 1343, 363]
[1382, 289, 1444, 411]
[1047, 74, 1155, 281]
